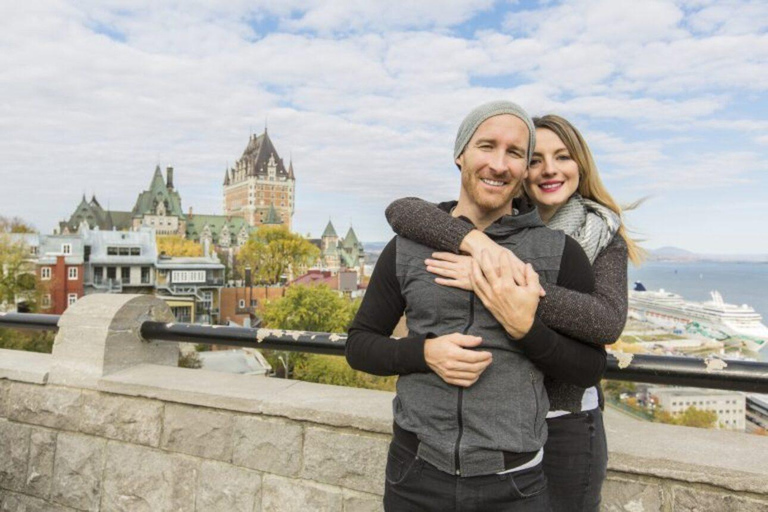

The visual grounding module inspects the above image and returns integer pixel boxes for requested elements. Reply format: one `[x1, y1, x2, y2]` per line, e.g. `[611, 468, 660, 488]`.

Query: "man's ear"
[455, 155, 463, 171]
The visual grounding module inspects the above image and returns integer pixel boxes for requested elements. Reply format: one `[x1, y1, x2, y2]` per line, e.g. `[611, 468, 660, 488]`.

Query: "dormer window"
[62, 243, 72, 255]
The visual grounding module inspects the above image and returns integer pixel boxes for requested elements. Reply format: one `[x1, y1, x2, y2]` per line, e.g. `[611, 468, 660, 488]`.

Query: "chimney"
[188, 206, 193, 218]
[166, 166, 174, 189]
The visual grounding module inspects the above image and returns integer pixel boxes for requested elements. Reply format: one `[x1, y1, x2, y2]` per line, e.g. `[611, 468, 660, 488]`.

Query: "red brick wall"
[39, 256, 84, 315]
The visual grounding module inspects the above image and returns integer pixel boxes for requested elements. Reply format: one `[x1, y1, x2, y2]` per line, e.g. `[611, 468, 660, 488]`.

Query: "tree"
[238, 226, 319, 285]
[653, 406, 717, 429]
[260, 284, 359, 378]
[157, 235, 203, 257]
[0, 232, 42, 312]
[0, 216, 36, 233]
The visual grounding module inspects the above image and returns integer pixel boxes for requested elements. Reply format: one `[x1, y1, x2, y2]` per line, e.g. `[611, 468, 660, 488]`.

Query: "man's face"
[456, 114, 529, 217]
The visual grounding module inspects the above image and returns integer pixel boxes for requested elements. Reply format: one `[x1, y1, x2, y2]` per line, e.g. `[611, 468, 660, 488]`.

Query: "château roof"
[237, 130, 293, 180]
[342, 226, 359, 248]
[59, 194, 132, 233]
[322, 220, 338, 238]
[185, 214, 251, 245]
[132, 166, 185, 218]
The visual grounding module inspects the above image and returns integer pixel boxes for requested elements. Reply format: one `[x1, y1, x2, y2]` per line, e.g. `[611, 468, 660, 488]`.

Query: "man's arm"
[345, 237, 430, 376]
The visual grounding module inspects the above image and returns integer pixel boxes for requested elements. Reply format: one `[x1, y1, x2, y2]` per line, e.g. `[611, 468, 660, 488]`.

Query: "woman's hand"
[470, 250, 541, 339]
[460, 230, 546, 297]
[425, 253, 473, 291]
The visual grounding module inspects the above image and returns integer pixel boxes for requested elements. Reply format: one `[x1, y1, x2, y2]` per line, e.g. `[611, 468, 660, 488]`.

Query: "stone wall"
[1, 294, 767, 511]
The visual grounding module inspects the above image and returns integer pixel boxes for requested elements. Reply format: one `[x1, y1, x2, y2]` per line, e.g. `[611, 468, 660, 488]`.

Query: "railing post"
[48, 294, 179, 388]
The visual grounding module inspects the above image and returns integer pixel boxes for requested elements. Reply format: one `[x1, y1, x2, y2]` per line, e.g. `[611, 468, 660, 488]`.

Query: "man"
[346, 101, 605, 511]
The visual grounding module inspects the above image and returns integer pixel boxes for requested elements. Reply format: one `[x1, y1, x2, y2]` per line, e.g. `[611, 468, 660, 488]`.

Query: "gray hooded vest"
[394, 200, 565, 477]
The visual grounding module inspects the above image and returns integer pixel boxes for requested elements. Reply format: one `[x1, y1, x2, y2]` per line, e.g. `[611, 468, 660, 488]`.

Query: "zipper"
[531, 371, 540, 434]
[453, 291, 475, 476]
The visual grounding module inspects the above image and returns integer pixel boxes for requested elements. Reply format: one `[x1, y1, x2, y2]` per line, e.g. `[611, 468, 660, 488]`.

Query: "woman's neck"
[537, 203, 560, 224]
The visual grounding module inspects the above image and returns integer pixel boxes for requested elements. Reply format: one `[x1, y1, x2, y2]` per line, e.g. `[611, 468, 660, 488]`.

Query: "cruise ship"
[628, 283, 768, 353]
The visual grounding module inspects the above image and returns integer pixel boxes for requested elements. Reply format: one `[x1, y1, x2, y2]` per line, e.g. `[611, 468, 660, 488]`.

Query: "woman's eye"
[557, 154, 572, 161]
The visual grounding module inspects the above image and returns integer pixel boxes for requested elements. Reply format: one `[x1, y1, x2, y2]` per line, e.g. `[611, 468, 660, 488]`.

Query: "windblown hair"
[532, 114, 645, 265]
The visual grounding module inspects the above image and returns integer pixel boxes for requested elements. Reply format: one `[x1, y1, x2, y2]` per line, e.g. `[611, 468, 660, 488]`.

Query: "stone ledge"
[0, 349, 51, 384]
[604, 407, 768, 495]
[98, 364, 394, 434]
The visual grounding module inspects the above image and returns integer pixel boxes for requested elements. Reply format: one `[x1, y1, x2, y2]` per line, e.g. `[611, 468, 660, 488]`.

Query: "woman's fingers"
[431, 252, 461, 262]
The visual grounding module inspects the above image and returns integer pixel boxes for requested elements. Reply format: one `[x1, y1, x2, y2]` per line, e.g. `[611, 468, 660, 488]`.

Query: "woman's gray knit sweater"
[385, 197, 628, 412]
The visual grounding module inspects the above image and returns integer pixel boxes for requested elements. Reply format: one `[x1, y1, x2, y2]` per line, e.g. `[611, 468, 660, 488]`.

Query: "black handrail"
[2, 312, 768, 393]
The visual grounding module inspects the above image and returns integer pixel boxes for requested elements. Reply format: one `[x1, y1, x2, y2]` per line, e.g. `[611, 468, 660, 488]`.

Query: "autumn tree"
[0, 231, 42, 312]
[0, 216, 37, 234]
[156, 235, 203, 257]
[653, 406, 717, 429]
[237, 226, 319, 285]
[260, 284, 361, 380]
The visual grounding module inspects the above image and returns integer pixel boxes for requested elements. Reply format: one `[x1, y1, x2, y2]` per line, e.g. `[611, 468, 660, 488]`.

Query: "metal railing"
[2, 312, 767, 393]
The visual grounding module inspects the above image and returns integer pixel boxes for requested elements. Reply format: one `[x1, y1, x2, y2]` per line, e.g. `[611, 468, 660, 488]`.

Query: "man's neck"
[452, 194, 513, 231]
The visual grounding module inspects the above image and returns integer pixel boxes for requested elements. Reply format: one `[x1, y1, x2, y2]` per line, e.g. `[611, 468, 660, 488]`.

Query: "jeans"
[383, 439, 551, 512]
[543, 408, 608, 512]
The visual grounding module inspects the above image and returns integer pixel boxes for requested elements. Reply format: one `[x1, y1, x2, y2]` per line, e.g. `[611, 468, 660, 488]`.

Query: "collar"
[437, 197, 545, 239]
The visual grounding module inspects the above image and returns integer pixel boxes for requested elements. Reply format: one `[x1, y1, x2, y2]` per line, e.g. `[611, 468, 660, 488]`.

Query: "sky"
[1, 0, 767, 254]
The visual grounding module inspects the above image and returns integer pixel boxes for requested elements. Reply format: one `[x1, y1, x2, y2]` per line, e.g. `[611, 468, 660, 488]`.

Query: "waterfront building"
[155, 247, 225, 324]
[649, 386, 746, 431]
[223, 129, 296, 230]
[81, 227, 157, 294]
[36, 234, 85, 314]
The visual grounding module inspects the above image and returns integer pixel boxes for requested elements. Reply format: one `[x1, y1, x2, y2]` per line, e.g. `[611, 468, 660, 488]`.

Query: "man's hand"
[470, 250, 541, 339]
[424, 333, 492, 387]
[460, 230, 545, 297]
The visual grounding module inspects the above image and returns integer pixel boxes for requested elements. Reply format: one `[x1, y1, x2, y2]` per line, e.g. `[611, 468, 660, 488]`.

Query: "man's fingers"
[525, 263, 540, 290]
[426, 264, 457, 279]
[431, 252, 460, 263]
[454, 349, 493, 364]
[449, 334, 483, 347]
[445, 377, 479, 388]
[477, 249, 498, 281]
[471, 259, 492, 298]
[446, 359, 492, 374]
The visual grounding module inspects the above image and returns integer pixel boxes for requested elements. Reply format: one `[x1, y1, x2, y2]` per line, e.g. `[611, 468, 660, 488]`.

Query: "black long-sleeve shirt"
[346, 236, 607, 388]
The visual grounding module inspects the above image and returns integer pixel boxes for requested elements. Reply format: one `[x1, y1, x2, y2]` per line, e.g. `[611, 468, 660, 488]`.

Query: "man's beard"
[461, 171, 521, 213]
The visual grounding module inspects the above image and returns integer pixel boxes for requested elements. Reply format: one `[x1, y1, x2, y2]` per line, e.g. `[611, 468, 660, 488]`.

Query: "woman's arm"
[386, 197, 472, 254]
[538, 236, 628, 345]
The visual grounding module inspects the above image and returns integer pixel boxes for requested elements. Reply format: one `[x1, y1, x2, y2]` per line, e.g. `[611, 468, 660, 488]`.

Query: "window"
[41, 267, 51, 280]
[107, 247, 118, 256]
[251, 299, 257, 307]
[68, 267, 78, 280]
[238, 299, 246, 308]
[202, 291, 213, 310]
[107, 267, 116, 280]
[29, 246, 38, 256]
[171, 270, 206, 283]
[130, 247, 141, 256]
[119, 247, 130, 256]
[62, 244, 72, 255]
[121, 267, 130, 284]
[67, 294, 78, 306]
[93, 267, 103, 284]
[141, 267, 150, 284]
[42, 294, 51, 308]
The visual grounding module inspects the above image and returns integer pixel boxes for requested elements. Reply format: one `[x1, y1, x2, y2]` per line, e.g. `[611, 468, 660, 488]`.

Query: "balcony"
[0, 295, 767, 511]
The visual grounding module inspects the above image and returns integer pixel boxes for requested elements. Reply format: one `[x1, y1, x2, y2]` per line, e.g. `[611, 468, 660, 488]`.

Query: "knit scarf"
[546, 194, 621, 264]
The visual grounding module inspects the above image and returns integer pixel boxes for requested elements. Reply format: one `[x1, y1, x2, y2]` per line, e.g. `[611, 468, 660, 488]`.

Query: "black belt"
[393, 422, 538, 472]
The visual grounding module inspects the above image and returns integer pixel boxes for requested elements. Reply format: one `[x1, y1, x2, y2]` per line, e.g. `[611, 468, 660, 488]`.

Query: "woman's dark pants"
[543, 408, 608, 512]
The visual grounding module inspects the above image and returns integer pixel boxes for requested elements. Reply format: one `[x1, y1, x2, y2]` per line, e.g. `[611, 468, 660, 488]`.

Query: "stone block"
[161, 404, 234, 461]
[196, 460, 261, 512]
[0, 349, 51, 384]
[343, 489, 384, 512]
[50, 294, 178, 388]
[301, 427, 388, 495]
[26, 427, 57, 498]
[79, 391, 162, 446]
[51, 432, 106, 511]
[601, 476, 664, 511]
[672, 486, 768, 512]
[232, 416, 303, 476]
[101, 441, 199, 512]
[262, 475, 342, 512]
[0, 419, 31, 492]
[0, 490, 78, 512]
[7, 383, 82, 430]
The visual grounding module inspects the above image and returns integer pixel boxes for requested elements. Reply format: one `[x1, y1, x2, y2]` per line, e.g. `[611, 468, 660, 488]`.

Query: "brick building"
[37, 235, 84, 314]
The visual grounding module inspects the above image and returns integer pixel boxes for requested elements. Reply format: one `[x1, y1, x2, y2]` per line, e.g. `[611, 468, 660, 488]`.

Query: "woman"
[385, 114, 643, 512]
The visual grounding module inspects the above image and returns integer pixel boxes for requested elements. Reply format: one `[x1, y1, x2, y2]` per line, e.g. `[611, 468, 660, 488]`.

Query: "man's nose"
[488, 150, 507, 173]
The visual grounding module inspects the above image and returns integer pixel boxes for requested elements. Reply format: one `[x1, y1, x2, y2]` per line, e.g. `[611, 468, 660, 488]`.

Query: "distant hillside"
[648, 246, 768, 263]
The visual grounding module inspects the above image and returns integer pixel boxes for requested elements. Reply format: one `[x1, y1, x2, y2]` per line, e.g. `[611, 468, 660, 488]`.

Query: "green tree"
[294, 355, 396, 391]
[0, 232, 42, 312]
[238, 226, 320, 285]
[261, 284, 360, 379]
[0, 329, 55, 353]
[653, 406, 717, 429]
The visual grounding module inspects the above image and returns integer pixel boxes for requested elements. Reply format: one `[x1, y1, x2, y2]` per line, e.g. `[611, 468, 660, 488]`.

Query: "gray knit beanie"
[453, 100, 536, 165]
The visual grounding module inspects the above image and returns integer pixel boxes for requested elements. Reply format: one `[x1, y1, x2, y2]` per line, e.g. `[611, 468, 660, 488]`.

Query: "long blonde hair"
[532, 114, 645, 265]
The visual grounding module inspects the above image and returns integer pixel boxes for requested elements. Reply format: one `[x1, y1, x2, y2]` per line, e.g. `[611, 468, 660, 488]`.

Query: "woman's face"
[524, 128, 580, 215]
